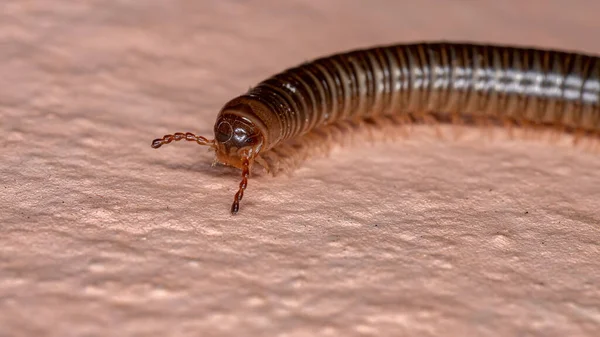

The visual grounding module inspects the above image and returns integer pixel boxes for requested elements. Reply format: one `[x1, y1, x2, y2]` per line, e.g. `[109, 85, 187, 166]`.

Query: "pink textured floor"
[1, 1, 600, 336]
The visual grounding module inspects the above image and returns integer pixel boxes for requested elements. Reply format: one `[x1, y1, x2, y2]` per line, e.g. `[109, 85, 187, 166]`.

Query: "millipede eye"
[215, 121, 232, 142]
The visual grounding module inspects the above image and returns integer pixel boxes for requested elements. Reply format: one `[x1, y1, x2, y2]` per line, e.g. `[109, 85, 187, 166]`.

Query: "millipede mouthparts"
[151, 41, 600, 214]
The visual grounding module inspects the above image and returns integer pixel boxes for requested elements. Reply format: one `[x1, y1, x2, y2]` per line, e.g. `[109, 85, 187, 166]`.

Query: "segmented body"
[231, 42, 600, 150]
[152, 42, 600, 214]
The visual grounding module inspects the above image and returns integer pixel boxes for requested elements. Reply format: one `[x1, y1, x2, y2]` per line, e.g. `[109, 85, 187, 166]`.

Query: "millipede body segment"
[151, 42, 600, 214]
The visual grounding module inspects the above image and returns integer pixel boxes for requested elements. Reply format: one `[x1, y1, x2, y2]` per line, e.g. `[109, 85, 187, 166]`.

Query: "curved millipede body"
[151, 41, 600, 214]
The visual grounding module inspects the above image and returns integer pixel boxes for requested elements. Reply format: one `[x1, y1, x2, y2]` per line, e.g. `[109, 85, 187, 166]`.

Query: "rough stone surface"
[1, 1, 600, 336]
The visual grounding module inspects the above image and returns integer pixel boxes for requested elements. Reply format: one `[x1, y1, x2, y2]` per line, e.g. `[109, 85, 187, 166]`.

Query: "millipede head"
[150, 108, 266, 215]
[211, 112, 264, 166]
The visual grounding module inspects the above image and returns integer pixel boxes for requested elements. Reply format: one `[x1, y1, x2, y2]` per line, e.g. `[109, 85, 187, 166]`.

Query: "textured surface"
[1, 1, 600, 336]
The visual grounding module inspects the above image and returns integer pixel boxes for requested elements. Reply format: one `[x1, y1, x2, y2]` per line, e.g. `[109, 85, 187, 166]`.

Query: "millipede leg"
[573, 128, 586, 146]
[519, 119, 533, 140]
[473, 115, 492, 140]
[422, 112, 444, 139]
[389, 114, 412, 139]
[255, 156, 272, 175]
[450, 112, 465, 140]
[503, 118, 516, 140]
[548, 125, 565, 144]
[591, 132, 600, 153]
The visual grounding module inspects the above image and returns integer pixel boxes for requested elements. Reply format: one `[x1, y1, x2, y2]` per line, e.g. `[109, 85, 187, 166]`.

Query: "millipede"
[151, 41, 600, 214]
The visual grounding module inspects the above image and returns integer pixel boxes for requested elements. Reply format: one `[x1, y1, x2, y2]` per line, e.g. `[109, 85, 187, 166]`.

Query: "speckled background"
[1, 1, 600, 336]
